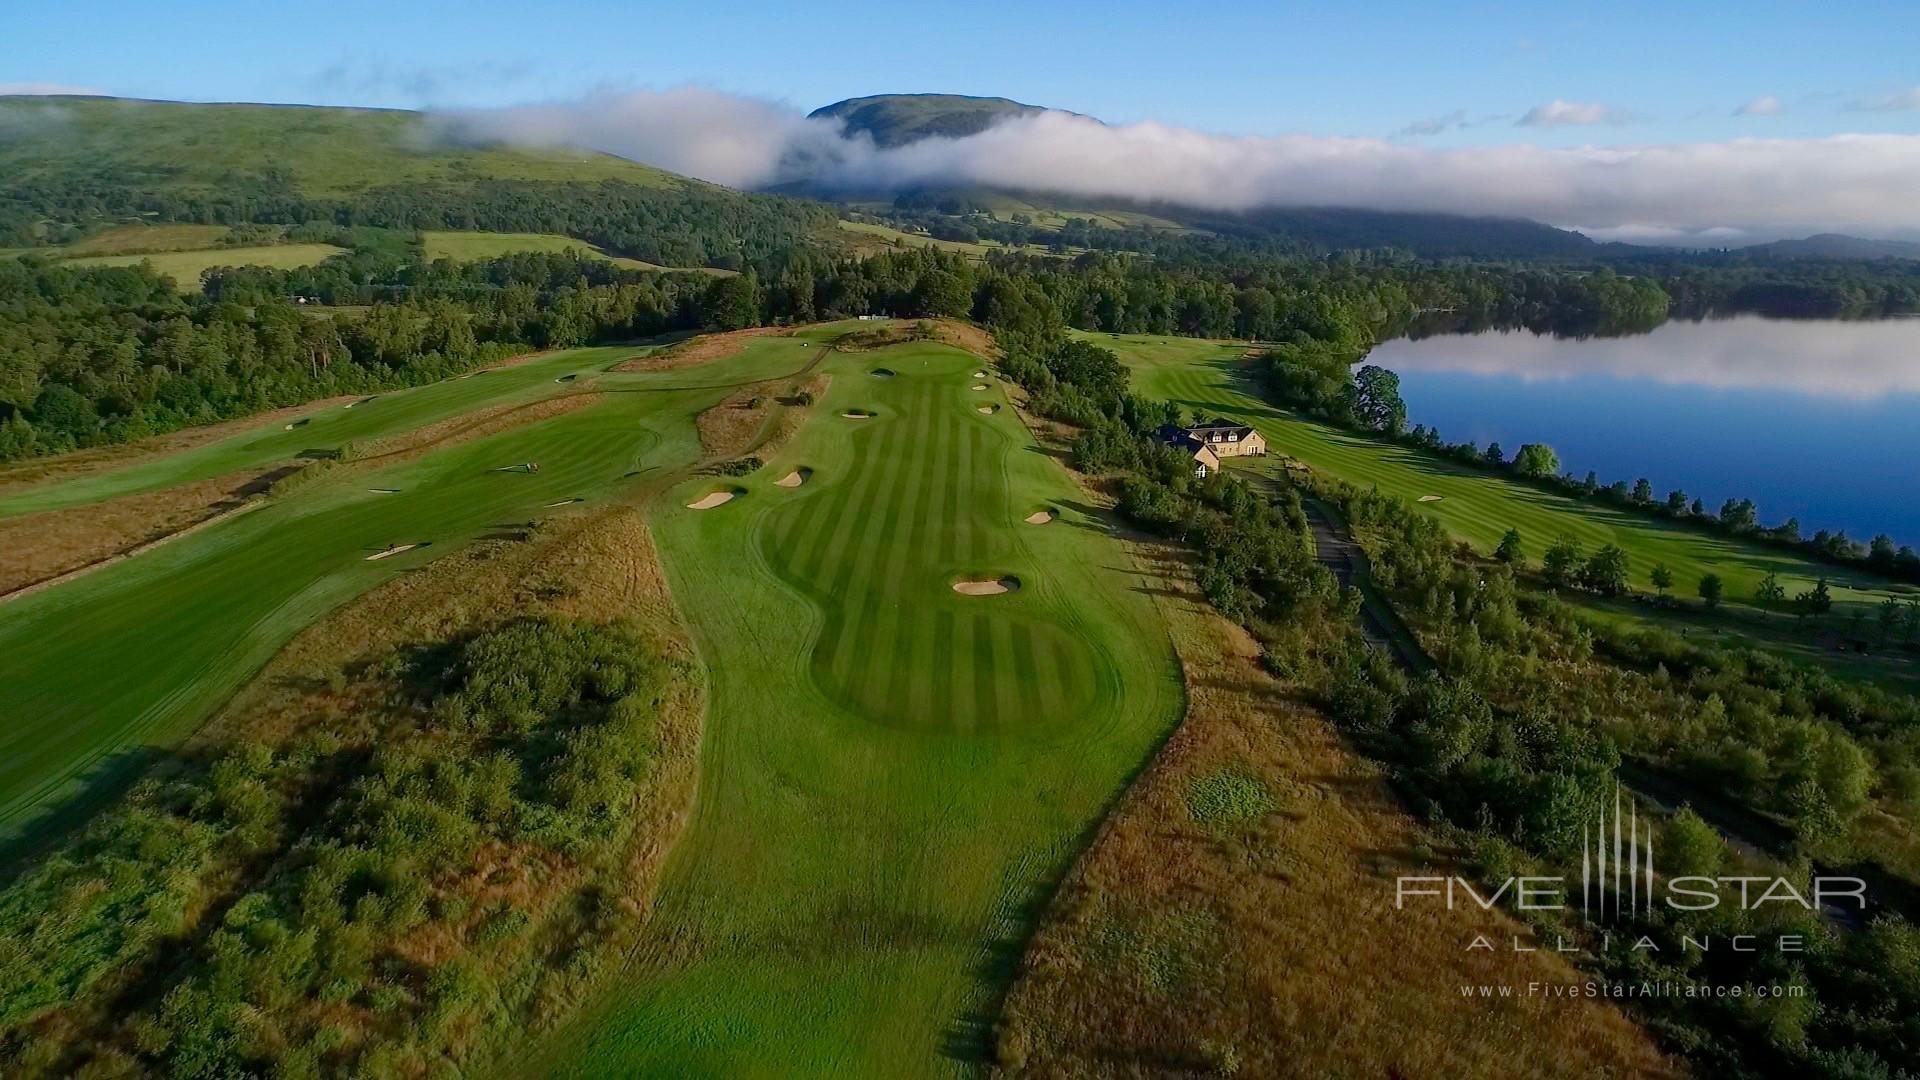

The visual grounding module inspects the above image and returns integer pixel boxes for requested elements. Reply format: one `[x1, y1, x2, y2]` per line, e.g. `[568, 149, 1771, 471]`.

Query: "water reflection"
[1374, 315, 1920, 400]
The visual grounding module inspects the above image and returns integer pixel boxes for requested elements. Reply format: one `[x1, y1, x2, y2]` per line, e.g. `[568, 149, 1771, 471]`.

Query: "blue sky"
[4, 0, 1917, 146]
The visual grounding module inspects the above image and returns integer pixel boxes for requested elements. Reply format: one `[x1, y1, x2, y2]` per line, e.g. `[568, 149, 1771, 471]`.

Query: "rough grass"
[1099, 332, 1914, 617]
[535, 334, 1185, 1075]
[993, 532, 1678, 1078]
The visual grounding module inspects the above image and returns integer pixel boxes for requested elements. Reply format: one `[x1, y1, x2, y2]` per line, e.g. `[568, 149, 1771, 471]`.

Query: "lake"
[1366, 315, 1920, 547]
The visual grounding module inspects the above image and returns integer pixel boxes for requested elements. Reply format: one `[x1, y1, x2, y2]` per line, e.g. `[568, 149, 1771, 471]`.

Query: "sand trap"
[842, 410, 875, 420]
[284, 418, 310, 430]
[870, 368, 895, 378]
[344, 396, 376, 409]
[1417, 495, 1444, 503]
[687, 490, 739, 510]
[775, 468, 812, 488]
[368, 488, 401, 495]
[1024, 509, 1057, 525]
[556, 373, 578, 383]
[973, 370, 987, 378]
[970, 384, 990, 391]
[545, 497, 584, 507]
[976, 404, 1001, 415]
[953, 576, 1021, 596]
[365, 543, 422, 561]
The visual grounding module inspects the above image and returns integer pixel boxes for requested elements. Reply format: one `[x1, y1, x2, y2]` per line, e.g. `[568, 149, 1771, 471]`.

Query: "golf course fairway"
[0, 333, 830, 846]
[545, 337, 1183, 1075]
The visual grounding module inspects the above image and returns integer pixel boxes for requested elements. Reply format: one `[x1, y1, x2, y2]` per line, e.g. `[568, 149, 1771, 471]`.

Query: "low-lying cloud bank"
[435, 88, 1920, 238]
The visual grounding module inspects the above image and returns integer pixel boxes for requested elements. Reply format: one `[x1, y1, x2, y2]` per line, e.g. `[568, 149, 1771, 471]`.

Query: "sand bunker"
[870, 368, 895, 378]
[970, 384, 990, 391]
[284, 418, 309, 430]
[368, 488, 401, 495]
[556, 373, 578, 383]
[842, 410, 875, 420]
[687, 490, 739, 510]
[1418, 495, 1444, 503]
[973, 370, 987, 378]
[345, 396, 376, 409]
[976, 404, 1001, 415]
[545, 497, 584, 507]
[953, 576, 1021, 596]
[365, 543, 422, 561]
[1024, 509, 1057, 525]
[775, 468, 812, 488]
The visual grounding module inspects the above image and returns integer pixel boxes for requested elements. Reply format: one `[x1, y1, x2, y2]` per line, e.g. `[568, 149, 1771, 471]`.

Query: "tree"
[1665, 489, 1688, 514]
[1697, 573, 1724, 609]
[1795, 578, 1833, 620]
[1483, 442, 1505, 466]
[1512, 443, 1559, 479]
[1494, 528, 1525, 565]
[1755, 571, 1787, 614]
[1650, 563, 1674, 597]
[1631, 478, 1654, 504]
[1879, 596, 1904, 642]
[1582, 544, 1630, 596]
[1543, 534, 1583, 588]
[1349, 365, 1407, 434]
[698, 273, 761, 330]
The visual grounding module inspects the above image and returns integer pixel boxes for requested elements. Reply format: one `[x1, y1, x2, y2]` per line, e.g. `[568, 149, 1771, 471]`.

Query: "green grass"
[59, 243, 346, 290]
[419, 230, 735, 274]
[0, 331, 832, 845]
[0, 348, 643, 518]
[56, 223, 231, 256]
[540, 337, 1183, 1075]
[0, 96, 681, 198]
[1095, 331, 1916, 618]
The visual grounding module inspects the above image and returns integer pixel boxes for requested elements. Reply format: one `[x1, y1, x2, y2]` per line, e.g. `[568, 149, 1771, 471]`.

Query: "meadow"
[58, 243, 347, 290]
[540, 336, 1184, 1074]
[1099, 332, 1909, 614]
[419, 230, 735, 274]
[0, 332, 828, 847]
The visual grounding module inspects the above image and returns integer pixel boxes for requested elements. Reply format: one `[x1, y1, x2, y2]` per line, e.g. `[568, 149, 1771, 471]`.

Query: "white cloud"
[0, 82, 106, 97]
[1577, 224, 1752, 245]
[1516, 99, 1625, 127]
[1396, 109, 1468, 137]
[1734, 95, 1784, 117]
[436, 88, 1920, 236]
[1852, 87, 1920, 112]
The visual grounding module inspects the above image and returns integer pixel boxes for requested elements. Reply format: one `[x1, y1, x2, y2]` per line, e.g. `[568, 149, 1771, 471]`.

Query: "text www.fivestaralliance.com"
[1460, 982, 1806, 1000]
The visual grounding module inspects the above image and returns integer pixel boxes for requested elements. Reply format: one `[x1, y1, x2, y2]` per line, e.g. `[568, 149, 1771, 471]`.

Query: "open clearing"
[0, 328, 837, 846]
[1095, 331, 1907, 616]
[541, 335, 1182, 1074]
[60, 243, 348, 289]
[418, 230, 734, 274]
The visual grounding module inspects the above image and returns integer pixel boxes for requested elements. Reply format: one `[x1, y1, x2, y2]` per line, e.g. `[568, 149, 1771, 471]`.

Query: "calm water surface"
[1367, 315, 1920, 545]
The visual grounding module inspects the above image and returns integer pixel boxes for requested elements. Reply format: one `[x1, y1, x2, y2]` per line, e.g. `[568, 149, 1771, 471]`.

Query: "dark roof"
[1186, 422, 1257, 437]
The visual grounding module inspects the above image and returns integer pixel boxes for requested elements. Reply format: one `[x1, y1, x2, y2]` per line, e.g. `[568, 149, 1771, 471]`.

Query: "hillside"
[1744, 232, 1920, 260]
[809, 93, 1055, 147]
[0, 96, 839, 269]
[804, 93, 1597, 258]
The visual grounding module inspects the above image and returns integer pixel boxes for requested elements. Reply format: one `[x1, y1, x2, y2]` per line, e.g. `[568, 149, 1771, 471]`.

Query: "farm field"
[0, 330, 831, 847]
[59, 242, 348, 289]
[541, 336, 1184, 1074]
[1097, 331, 1911, 615]
[418, 230, 735, 274]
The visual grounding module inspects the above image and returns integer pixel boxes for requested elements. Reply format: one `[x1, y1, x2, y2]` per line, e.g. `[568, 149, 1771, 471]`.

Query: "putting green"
[0, 329, 835, 845]
[1100, 332, 1906, 612]
[546, 338, 1182, 1075]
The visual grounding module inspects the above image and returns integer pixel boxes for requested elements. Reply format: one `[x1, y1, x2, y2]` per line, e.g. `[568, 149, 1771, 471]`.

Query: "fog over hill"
[436, 87, 1920, 242]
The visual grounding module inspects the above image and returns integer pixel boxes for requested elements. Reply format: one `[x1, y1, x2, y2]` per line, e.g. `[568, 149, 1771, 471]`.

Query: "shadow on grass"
[0, 744, 172, 888]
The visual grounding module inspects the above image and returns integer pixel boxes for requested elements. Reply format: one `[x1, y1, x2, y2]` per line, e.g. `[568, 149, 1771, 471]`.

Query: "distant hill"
[1742, 233, 1920, 260]
[809, 93, 1058, 148]
[802, 93, 1596, 259]
[0, 96, 838, 269]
